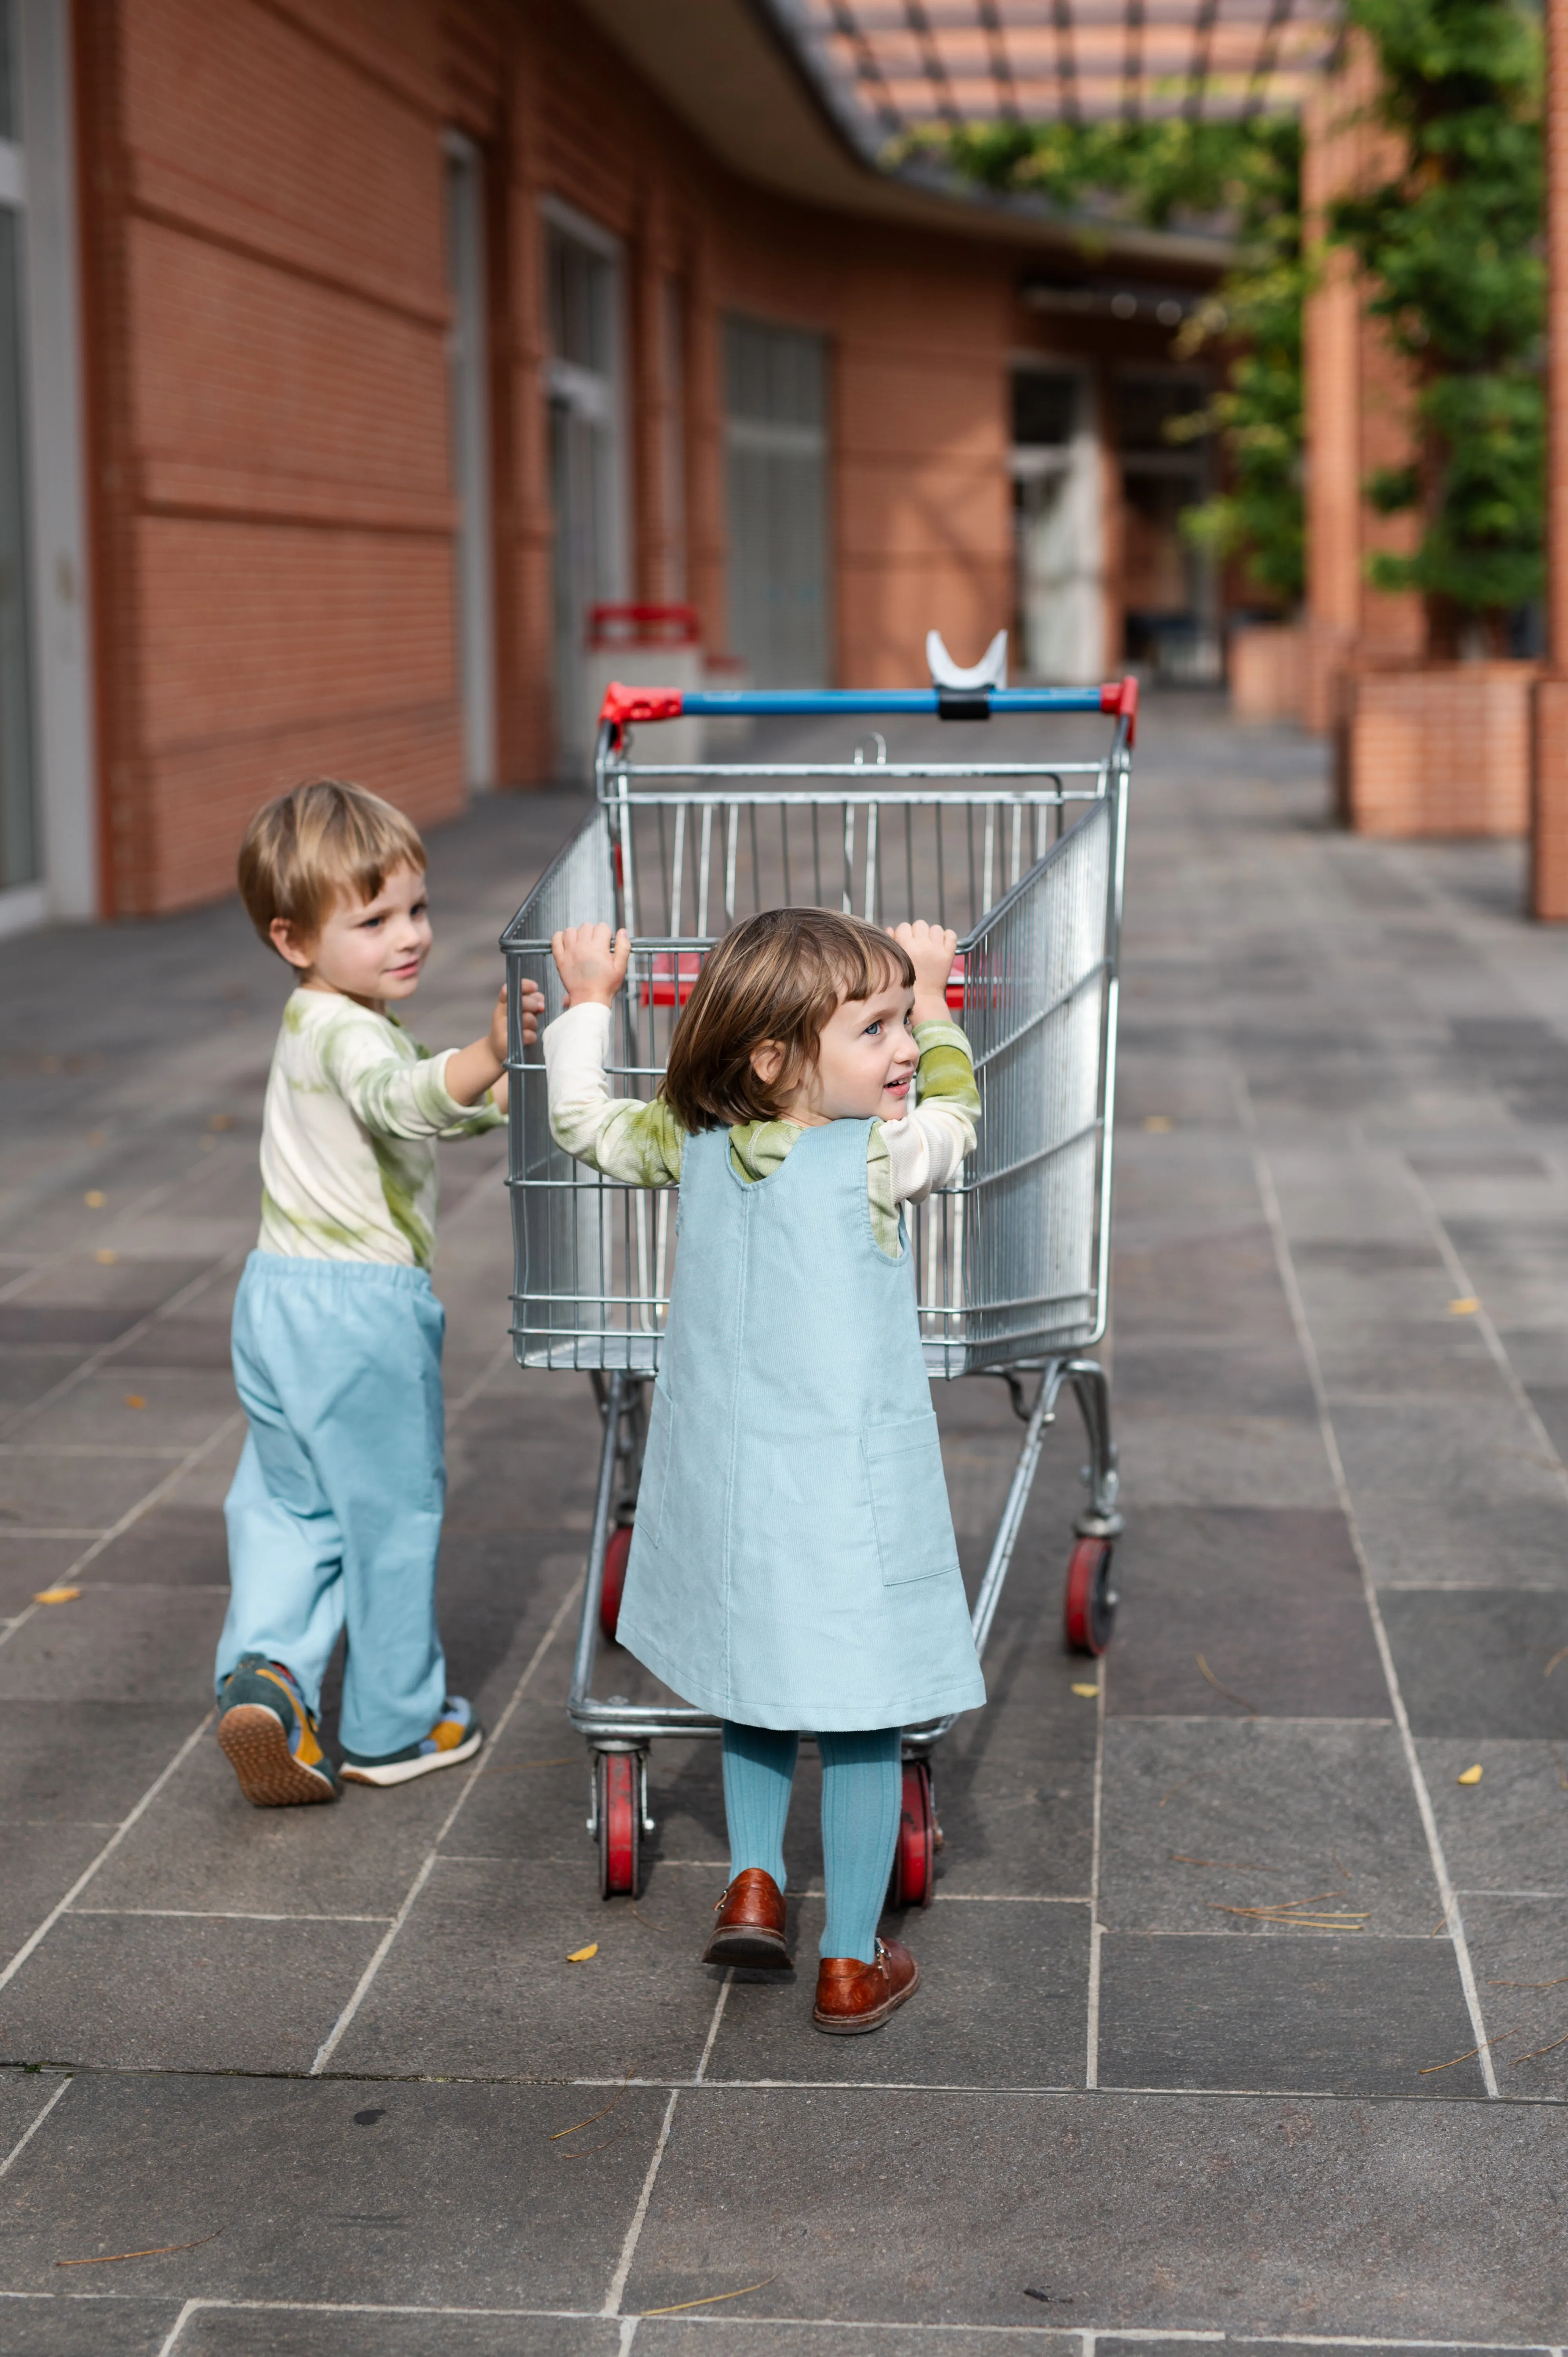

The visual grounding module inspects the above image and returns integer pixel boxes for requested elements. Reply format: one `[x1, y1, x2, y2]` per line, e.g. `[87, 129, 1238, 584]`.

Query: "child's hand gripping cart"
[501, 674, 1136, 1899]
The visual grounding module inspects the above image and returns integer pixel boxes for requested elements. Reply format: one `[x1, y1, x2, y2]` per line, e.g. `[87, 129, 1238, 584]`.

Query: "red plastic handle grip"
[599, 682, 685, 730]
[1099, 676, 1138, 746]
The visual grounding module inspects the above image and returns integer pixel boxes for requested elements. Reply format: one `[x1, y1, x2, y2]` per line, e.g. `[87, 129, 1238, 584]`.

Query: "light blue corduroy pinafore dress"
[615, 1117, 987, 1731]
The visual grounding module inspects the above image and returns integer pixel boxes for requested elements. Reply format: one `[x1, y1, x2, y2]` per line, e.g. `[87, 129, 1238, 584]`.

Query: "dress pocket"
[864, 1411, 960, 1585]
[638, 1382, 675, 1549]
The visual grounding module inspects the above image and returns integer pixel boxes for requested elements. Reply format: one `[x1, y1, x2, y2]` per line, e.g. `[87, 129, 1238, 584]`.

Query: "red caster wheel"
[599, 1522, 633, 1643]
[595, 1750, 642, 1898]
[1063, 1534, 1117, 1656]
[887, 1758, 936, 1909]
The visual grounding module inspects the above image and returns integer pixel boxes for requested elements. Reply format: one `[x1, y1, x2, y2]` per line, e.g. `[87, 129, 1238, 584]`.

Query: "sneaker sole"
[340, 1725, 484, 1787]
[218, 1705, 339, 1808]
[813, 1958, 920, 2035]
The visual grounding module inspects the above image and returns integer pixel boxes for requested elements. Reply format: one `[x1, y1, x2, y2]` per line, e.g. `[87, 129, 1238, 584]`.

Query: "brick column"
[1532, 0, 1568, 914]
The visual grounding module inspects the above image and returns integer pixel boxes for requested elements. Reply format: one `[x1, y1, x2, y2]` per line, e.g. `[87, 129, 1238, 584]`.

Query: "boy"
[216, 778, 542, 1805]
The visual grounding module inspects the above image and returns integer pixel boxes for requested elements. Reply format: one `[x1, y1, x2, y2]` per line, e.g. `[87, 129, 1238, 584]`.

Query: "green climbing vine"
[913, 117, 1306, 608]
[1328, 0, 1544, 654]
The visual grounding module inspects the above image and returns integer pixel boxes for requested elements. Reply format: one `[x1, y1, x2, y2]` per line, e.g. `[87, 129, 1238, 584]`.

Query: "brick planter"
[1338, 660, 1538, 836]
[1229, 623, 1306, 723]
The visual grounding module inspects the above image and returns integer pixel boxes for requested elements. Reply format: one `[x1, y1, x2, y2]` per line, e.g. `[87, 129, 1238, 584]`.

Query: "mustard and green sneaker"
[339, 1697, 483, 1788]
[216, 1655, 341, 1807]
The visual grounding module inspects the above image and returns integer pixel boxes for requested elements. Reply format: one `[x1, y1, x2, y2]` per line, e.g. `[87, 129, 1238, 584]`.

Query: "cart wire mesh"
[502, 729, 1127, 1380]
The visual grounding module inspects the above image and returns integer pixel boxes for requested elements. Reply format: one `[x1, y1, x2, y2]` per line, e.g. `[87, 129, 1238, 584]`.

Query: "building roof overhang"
[575, 0, 1243, 273]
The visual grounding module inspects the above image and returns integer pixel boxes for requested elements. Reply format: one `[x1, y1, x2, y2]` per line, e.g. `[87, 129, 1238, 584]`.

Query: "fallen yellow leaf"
[1071, 1682, 1099, 1698]
[1457, 1763, 1483, 1785]
[34, 1587, 80, 1605]
[83, 1190, 105, 1209]
[1448, 1297, 1479, 1316]
[1142, 1115, 1173, 1132]
[567, 1943, 599, 1963]
[94, 1249, 117, 1266]
[124, 1395, 145, 1410]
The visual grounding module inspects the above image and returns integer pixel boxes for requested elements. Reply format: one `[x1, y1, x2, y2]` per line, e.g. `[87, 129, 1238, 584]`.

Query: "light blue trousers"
[218, 1252, 450, 1759]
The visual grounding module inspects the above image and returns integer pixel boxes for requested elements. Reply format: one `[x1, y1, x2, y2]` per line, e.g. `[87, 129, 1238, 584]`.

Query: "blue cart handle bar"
[598, 676, 1139, 744]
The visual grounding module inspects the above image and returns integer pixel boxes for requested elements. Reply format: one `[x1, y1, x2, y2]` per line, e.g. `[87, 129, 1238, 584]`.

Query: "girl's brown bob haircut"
[238, 779, 426, 953]
[662, 907, 915, 1131]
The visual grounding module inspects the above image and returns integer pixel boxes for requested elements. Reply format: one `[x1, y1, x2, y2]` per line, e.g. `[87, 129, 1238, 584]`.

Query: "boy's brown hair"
[238, 779, 426, 953]
[662, 907, 915, 1130]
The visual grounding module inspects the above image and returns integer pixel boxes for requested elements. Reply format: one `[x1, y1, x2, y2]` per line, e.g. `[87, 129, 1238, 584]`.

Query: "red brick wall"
[73, 0, 1129, 914]
[78, 0, 474, 914]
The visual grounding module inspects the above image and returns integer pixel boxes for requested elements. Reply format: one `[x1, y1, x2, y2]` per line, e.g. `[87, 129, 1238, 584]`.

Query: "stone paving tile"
[0, 2295, 182, 2354]
[1099, 1721, 1436, 1936]
[83, 1734, 464, 1920]
[0, 2074, 665, 2308]
[1097, 1933, 1483, 2096]
[0, 1587, 224, 1706]
[639, 2330, 1078, 2354]
[622, 2088, 1568, 2339]
[0, 1351, 93, 1418]
[82, 1507, 230, 1588]
[1417, 1738, 1568, 1897]
[1379, 1593, 1568, 1740]
[15, 1370, 240, 1453]
[178, 2313, 628, 2357]
[1109, 1409, 1338, 1511]
[0, 1451, 179, 1538]
[1104, 1506, 1388, 1720]
[0, 1913, 386, 2073]
[1334, 1400, 1568, 1591]
[1457, 1894, 1568, 2101]
[707, 1894, 1090, 2089]
[0, 1538, 86, 1613]
[326, 1857, 723, 2083]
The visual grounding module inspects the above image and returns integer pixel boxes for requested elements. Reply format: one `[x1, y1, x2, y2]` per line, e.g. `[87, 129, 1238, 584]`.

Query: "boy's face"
[758, 976, 920, 1127]
[270, 863, 432, 1007]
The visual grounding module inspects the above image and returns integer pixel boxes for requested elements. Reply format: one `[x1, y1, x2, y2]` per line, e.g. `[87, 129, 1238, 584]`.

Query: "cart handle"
[599, 677, 1138, 745]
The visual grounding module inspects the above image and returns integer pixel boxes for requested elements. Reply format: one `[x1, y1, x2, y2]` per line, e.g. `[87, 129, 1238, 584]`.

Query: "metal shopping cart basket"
[500, 672, 1136, 1900]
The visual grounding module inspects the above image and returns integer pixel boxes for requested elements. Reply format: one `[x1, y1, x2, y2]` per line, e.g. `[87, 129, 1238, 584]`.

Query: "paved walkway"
[0, 699, 1565, 2354]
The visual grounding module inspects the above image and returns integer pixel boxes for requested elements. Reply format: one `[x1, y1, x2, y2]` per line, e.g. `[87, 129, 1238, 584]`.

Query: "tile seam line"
[1238, 1085, 1498, 2097]
[0, 2074, 72, 2178]
[8, 2061, 1557, 2104]
[307, 1569, 585, 2076]
[0, 1711, 214, 1995]
[0, 1408, 247, 1659]
[601, 2086, 681, 2317]
[36, 2300, 1566, 2351]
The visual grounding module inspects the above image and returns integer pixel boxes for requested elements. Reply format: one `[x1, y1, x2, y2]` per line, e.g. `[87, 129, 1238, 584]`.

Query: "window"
[1012, 365, 1103, 685]
[724, 317, 828, 690]
[544, 206, 625, 778]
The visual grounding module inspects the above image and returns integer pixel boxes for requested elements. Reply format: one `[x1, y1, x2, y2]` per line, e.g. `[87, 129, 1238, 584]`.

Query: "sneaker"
[217, 1655, 341, 1807]
[339, 1698, 483, 1788]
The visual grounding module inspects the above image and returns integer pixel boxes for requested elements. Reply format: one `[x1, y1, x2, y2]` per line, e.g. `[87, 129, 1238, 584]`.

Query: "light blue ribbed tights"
[720, 1721, 903, 1963]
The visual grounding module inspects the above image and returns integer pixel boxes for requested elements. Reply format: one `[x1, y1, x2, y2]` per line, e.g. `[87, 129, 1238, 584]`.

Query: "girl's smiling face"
[755, 977, 920, 1126]
[269, 862, 433, 1009]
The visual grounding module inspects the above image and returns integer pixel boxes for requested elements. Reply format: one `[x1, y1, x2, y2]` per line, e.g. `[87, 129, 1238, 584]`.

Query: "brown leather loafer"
[701, 1867, 791, 1969]
[813, 1937, 919, 2034]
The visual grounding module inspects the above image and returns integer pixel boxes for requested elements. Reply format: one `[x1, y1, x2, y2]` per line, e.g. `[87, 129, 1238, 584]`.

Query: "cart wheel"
[596, 1751, 641, 1898]
[1063, 1535, 1117, 1656]
[600, 1523, 633, 1643]
[887, 1758, 936, 1910]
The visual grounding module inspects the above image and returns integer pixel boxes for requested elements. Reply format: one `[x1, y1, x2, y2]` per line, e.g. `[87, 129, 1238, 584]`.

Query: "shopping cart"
[501, 674, 1134, 1900]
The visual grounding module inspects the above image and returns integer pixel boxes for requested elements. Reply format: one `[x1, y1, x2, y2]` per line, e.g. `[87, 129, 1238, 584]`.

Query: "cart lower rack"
[501, 680, 1133, 1899]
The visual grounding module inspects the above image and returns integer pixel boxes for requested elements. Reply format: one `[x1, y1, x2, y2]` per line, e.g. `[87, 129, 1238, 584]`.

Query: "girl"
[545, 908, 985, 2033]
